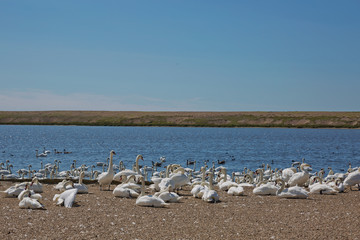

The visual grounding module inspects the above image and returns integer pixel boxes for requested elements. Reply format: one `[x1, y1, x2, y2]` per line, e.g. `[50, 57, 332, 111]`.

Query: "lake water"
[0, 125, 359, 176]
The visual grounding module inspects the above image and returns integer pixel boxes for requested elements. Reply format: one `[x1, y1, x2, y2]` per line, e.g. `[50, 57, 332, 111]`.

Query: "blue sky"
[0, 1, 359, 111]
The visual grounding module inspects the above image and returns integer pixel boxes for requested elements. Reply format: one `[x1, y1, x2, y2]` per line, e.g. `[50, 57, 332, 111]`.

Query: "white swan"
[2, 183, 28, 198]
[275, 179, 309, 199]
[309, 176, 337, 195]
[113, 155, 144, 181]
[54, 179, 69, 191]
[35, 149, 47, 157]
[238, 173, 256, 188]
[218, 168, 238, 191]
[191, 167, 208, 198]
[116, 175, 140, 191]
[18, 185, 41, 201]
[159, 165, 176, 192]
[53, 188, 78, 208]
[98, 150, 116, 190]
[287, 163, 311, 187]
[253, 181, 278, 196]
[154, 186, 182, 203]
[227, 185, 244, 196]
[136, 176, 168, 207]
[201, 172, 220, 203]
[29, 177, 43, 193]
[19, 189, 44, 209]
[169, 167, 189, 191]
[113, 175, 140, 198]
[344, 168, 360, 190]
[73, 171, 88, 194]
[281, 162, 300, 182]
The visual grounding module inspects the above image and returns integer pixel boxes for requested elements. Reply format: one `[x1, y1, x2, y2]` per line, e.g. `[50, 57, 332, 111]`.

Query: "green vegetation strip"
[0, 111, 359, 128]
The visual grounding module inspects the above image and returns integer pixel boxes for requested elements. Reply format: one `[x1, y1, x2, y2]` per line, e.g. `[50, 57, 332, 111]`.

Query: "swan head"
[110, 150, 116, 156]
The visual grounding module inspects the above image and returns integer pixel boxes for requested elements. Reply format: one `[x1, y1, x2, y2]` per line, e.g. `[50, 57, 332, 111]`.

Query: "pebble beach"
[1, 181, 360, 240]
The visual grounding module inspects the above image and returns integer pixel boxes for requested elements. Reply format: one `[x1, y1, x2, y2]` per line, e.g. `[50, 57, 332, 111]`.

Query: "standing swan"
[98, 150, 116, 190]
[136, 176, 168, 207]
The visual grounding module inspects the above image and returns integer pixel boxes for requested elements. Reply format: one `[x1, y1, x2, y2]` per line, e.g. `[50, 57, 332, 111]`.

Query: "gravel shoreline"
[1, 181, 360, 240]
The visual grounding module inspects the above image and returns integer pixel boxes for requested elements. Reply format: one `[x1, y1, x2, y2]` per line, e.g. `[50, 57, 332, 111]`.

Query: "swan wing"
[60, 188, 78, 208]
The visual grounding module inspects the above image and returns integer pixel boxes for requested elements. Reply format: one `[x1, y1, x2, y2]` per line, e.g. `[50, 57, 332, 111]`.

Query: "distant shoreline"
[0, 111, 359, 129]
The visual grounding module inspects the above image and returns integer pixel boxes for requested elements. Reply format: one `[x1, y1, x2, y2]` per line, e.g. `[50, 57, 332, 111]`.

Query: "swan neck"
[209, 173, 214, 190]
[108, 152, 114, 173]
[276, 179, 285, 195]
[135, 155, 141, 173]
[165, 165, 170, 178]
[259, 170, 263, 183]
[140, 177, 145, 196]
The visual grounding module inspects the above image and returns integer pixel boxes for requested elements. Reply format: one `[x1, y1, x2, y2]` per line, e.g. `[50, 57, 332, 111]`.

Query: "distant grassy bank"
[0, 111, 359, 128]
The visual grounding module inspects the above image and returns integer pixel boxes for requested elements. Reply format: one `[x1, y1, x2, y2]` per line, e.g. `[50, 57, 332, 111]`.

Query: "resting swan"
[253, 181, 278, 196]
[287, 163, 311, 187]
[53, 188, 78, 208]
[113, 175, 140, 198]
[73, 171, 88, 194]
[158, 165, 176, 192]
[276, 179, 309, 199]
[227, 184, 244, 196]
[154, 186, 182, 203]
[191, 167, 208, 198]
[98, 150, 116, 190]
[2, 183, 28, 198]
[18, 184, 41, 201]
[19, 189, 45, 209]
[309, 176, 337, 195]
[113, 155, 144, 181]
[169, 167, 189, 191]
[344, 168, 360, 190]
[201, 172, 220, 203]
[218, 168, 238, 191]
[136, 176, 168, 207]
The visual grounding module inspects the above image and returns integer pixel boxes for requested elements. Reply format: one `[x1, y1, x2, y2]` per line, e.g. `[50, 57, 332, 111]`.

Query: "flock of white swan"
[1, 150, 360, 209]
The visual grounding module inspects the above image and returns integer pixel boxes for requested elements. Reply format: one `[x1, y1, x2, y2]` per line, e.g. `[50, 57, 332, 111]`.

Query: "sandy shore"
[1, 181, 360, 240]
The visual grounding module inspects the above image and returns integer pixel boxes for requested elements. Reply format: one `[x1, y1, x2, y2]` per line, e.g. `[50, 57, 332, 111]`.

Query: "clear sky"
[0, 1, 359, 111]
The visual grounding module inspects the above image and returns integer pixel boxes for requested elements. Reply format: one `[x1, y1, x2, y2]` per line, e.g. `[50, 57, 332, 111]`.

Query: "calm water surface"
[0, 125, 359, 174]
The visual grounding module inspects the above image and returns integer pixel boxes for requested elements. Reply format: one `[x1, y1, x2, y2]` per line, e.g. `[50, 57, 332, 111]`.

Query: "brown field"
[1, 181, 360, 239]
[0, 111, 360, 128]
